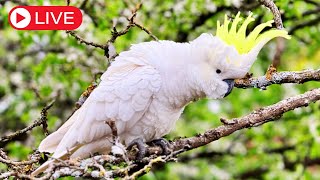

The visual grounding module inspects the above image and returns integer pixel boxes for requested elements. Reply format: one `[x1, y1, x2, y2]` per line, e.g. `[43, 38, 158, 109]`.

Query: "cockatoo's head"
[190, 12, 290, 99]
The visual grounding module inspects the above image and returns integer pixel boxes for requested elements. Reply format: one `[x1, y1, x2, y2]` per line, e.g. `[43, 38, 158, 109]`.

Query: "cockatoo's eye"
[216, 69, 222, 74]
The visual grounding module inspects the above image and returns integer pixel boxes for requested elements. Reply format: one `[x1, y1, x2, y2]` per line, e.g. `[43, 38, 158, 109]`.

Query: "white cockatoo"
[32, 13, 290, 176]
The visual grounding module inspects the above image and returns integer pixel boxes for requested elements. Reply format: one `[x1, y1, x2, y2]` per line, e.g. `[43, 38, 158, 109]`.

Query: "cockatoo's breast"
[121, 98, 184, 144]
[115, 41, 203, 143]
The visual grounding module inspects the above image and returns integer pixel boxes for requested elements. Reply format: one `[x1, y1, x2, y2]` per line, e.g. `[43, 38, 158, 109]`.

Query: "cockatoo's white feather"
[33, 13, 290, 176]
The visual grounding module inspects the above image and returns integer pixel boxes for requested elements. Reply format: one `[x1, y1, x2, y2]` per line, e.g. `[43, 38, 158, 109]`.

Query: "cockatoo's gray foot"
[127, 138, 173, 160]
[149, 138, 172, 155]
[127, 138, 147, 161]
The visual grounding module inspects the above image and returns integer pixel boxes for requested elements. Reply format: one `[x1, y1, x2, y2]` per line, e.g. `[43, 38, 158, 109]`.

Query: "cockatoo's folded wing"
[38, 62, 162, 159]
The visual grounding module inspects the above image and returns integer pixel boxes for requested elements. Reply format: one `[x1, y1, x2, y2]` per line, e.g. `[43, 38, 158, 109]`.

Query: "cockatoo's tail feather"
[216, 12, 291, 54]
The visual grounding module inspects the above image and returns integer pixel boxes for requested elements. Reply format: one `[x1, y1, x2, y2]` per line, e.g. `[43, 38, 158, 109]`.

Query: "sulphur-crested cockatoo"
[32, 13, 290, 176]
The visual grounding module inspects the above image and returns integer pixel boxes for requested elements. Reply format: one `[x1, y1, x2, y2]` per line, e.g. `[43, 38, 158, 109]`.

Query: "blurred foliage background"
[0, 0, 319, 179]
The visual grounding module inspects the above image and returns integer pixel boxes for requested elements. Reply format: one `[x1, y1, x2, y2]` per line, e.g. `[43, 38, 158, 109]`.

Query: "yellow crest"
[216, 12, 291, 54]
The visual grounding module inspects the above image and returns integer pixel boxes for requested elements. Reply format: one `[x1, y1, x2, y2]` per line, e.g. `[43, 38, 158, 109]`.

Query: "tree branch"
[259, 0, 283, 29]
[0, 101, 54, 143]
[235, 69, 320, 89]
[66, 2, 158, 59]
[65, 30, 105, 50]
[0, 149, 41, 166]
[146, 88, 320, 155]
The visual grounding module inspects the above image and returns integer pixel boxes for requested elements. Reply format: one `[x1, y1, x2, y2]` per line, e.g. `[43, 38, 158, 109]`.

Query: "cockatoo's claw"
[127, 138, 147, 161]
[149, 138, 172, 155]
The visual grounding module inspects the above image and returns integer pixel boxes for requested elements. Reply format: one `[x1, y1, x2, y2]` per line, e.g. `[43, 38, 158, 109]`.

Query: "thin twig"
[0, 101, 55, 143]
[66, 2, 158, 59]
[133, 22, 158, 41]
[65, 30, 105, 50]
[127, 156, 165, 179]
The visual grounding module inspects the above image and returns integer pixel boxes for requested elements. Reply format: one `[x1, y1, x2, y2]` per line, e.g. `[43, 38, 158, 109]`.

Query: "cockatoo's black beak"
[223, 79, 235, 97]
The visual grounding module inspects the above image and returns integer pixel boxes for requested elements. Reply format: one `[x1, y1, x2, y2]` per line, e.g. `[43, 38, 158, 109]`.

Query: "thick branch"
[147, 88, 320, 155]
[235, 69, 320, 89]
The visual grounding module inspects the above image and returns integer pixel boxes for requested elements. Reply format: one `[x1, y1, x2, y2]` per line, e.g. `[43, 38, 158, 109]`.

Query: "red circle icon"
[9, 7, 31, 29]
